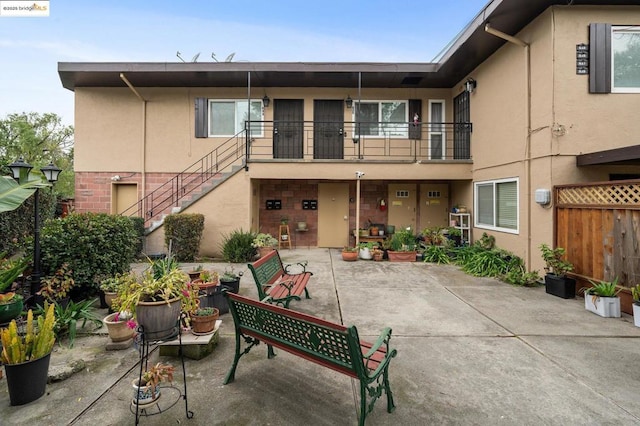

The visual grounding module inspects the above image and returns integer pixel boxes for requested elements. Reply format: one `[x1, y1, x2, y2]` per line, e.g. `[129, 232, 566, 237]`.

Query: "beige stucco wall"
[74, 86, 458, 174]
[465, 5, 640, 272]
[144, 170, 251, 258]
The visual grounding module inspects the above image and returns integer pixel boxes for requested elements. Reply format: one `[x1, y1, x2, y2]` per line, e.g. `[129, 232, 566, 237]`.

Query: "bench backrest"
[248, 250, 285, 298]
[226, 291, 362, 378]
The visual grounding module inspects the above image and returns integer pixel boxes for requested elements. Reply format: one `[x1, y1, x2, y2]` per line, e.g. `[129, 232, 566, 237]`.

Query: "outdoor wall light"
[345, 95, 353, 108]
[262, 95, 270, 108]
[465, 78, 477, 93]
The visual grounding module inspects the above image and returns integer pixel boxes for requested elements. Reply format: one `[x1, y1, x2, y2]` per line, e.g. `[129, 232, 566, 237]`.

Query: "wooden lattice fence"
[555, 180, 640, 314]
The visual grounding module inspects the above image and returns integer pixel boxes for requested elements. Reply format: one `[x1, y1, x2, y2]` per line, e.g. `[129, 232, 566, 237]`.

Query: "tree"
[0, 112, 74, 198]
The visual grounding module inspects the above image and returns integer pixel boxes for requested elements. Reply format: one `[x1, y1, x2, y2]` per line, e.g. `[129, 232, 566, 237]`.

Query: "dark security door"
[313, 100, 344, 159]
[273, 99, 304, 159]
[453, 91, 471, 159]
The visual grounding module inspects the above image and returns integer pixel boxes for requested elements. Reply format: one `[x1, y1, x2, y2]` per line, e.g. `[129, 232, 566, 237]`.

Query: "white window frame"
[611, 25, 640, 93]
[428, 100, 446, 159]
[474, 177, 519, 234]
[208, 99, 264, 137]
[353, 100, 409, 138]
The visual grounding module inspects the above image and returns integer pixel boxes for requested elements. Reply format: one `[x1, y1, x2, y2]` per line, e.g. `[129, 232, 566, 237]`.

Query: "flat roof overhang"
[577, 145, 640, 166]
[58, 0, 640, 91]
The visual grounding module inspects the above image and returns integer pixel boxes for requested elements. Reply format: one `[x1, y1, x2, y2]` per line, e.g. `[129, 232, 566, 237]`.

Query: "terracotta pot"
[103, 312, 134, 342]
[387, 251, 417, 262]
[259, 246, 275, 258]
[342, 251, 358, 261]
[370, 226, 379, 236]
[190, 308, 219, 334]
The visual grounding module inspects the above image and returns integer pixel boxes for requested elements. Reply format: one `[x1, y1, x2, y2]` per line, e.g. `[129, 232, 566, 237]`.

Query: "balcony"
[244, 121, 472, 162]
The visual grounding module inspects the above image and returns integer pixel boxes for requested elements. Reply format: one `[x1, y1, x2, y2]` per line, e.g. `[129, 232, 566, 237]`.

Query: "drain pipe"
[484, 24, 533, 268]
[120, 73, 148, 202]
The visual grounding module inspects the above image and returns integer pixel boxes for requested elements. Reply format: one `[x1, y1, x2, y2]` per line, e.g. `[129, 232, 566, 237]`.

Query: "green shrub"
[164, 213, 205, 262]
[40, 213, 138, 298]
[221, 229, 256, 263]
[130, 216, 145, 258]
[0, 189, 56, 256]
[423, 245, 450, 264]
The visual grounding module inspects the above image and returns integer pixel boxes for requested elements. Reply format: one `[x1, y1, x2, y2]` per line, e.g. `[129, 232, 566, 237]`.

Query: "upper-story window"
[354, 101, 408, 138]
[208, 100, 264, 137]
[612, 26, 640, 93]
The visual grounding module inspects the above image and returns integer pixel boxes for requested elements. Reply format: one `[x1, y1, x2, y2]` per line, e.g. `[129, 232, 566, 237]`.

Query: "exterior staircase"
[120, 133, 246, 232]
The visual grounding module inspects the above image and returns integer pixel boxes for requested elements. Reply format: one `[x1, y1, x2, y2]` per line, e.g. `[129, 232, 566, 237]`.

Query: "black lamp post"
[8, 157, 62, 296]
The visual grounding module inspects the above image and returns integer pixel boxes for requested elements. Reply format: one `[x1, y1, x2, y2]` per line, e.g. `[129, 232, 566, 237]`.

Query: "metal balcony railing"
[245, 121, 472, 161]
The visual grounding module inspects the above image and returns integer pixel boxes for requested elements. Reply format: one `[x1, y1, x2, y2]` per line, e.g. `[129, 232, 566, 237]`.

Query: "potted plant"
[358, 241, 376, 260]
[0, 254, 29, 294]
[100, 274, 127, 310]
[39, 263, 75, 306]
[102, 310, 136, 343]
[1, 304, 56, 405]
[112, 256, 192, 341]
[372, 247, 384, 261]
[0, 292, 23, 324]
[446, 227, 462, 247]
[252, 233, 278, 258]
[583, 278, 621, 318]
[630, 284, 640, 327]
[387, 228, 417, 262]
[189, 306, 219, 334]
[220, 265, 242, 294]
[187, 265, 204, 281]
[539, 243, 575, 299]
[341, 247, 358, 261]
[133, 362, 175, 405]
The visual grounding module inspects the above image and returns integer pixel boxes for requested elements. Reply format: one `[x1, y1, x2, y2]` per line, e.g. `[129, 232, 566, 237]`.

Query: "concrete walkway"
[2, 248, 640, 425]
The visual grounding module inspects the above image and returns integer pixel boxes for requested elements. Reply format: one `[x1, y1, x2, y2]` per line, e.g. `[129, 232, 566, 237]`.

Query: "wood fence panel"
[556, 181, 640, 289]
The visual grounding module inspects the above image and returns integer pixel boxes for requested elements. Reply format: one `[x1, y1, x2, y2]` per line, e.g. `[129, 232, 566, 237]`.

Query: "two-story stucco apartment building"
[58, 0, 639, 272]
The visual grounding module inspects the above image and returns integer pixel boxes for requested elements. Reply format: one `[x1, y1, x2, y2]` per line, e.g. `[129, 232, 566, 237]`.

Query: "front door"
[388, 183, 417, 232]
[419, 183, 449, 230]
[273, 99, 304, 159]
[313, 100, 344, 159]
[317, 183, 349, 247]
[453, 91, 470, 159]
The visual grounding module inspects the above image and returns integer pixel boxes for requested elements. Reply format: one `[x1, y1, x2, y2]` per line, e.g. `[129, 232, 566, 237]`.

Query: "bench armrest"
[265, 278, 296, 294]
[363, 327, 397, 378]
[284, 261, 308, 275]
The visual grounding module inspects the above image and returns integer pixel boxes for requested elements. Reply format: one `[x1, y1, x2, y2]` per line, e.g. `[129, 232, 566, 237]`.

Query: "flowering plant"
[113, 310, 137, 329]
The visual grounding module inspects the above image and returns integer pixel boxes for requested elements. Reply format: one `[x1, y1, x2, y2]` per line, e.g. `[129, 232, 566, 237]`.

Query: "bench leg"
[383, 365, 396, 413]
[224, 333, 260, 385]
[267, 344, 276, 359]
[359, 381, 367, 426]
[304, 287, 311, 300]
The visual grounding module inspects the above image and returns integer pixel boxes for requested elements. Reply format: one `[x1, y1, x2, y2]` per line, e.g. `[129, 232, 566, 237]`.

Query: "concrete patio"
[1, 248, 640, 425]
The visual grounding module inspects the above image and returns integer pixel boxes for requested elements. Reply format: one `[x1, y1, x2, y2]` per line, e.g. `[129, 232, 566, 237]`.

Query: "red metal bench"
[247, 249, 312, 308]
[223, 291, 398, 426]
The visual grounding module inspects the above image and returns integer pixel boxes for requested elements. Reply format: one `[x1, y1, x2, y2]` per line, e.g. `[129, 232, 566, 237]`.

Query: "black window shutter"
[409, 99, 422, 140]
[195, 97, 208, 138]
[589, 23, 611, 94]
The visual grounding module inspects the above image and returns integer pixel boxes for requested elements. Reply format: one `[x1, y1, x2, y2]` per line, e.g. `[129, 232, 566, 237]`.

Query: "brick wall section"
[74, 172, 179, 214]
[259, 179, 390, 247]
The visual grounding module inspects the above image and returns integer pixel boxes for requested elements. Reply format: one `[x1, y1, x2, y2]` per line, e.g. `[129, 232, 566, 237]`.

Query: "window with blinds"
[474, 178, 519, 233]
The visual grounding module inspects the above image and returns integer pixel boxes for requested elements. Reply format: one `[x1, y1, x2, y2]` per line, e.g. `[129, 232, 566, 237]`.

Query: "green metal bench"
[247, 249, 312, 308]
[223, 291, 398, 426]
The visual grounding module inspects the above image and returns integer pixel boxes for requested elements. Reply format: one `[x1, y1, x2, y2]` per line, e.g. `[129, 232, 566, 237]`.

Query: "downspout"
[484, 24, 533, 268]
[246, 71, 251, 170]
[119, 73, 148, 203]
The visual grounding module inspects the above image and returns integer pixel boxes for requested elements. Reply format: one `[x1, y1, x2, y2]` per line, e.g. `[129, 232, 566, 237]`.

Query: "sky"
[0, 0, 489, 126]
